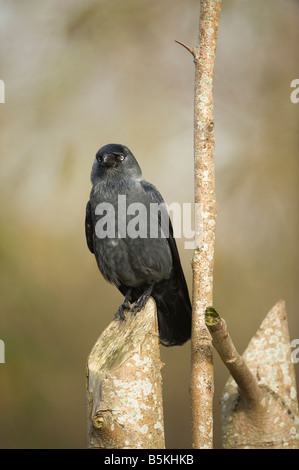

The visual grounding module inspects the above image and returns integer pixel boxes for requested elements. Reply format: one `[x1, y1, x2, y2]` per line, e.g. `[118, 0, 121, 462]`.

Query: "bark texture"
[86, 297, 165, 449]
[219, 300, 299, 449]
[176, 0, 222, 448]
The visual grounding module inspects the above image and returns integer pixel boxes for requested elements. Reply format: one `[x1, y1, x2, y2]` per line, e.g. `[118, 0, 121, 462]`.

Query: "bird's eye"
[117, 155, 125, 162]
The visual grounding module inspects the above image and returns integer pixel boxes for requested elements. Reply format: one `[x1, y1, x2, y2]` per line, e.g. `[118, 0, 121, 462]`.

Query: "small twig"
[174, 40, 196, 57]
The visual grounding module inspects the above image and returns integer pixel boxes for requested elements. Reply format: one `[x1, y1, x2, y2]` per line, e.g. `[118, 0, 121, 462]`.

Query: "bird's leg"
[115, 288, 132, 320]
[131, 283, 154, 315]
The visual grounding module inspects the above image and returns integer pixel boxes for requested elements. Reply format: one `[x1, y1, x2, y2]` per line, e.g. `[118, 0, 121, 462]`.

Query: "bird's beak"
[102, 153, 117, 167]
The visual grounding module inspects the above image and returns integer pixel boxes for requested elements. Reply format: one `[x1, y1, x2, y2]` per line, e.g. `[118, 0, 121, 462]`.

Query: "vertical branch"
[191, 0, 221, 449]
[177, 0, 221, 449]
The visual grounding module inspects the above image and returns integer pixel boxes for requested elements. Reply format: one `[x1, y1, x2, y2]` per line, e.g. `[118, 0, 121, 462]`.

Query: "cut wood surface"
[86, 297, 165, 449]
[216, 300, 299, 449]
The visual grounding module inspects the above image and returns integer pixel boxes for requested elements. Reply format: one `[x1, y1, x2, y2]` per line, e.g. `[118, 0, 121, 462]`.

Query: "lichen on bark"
[86, 297, 165, 449]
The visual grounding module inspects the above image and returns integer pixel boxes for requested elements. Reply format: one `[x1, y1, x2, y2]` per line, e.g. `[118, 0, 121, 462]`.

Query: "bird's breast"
[90, 183, 173, 287]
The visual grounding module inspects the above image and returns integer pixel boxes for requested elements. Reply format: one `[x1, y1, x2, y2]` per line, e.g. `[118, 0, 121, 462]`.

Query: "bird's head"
[91, 143, 142, 183]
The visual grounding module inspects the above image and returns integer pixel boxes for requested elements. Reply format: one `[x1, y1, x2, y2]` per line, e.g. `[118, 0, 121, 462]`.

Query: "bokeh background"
[0, 0, 298, 449]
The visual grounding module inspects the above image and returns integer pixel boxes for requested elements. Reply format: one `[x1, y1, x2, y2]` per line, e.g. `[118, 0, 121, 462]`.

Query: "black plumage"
[85, 143, 191, 346]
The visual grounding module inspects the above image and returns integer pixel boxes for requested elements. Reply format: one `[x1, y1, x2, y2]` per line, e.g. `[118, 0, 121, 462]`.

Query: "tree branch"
[176, 0, 222, 449]
[206, 307, 265, 411]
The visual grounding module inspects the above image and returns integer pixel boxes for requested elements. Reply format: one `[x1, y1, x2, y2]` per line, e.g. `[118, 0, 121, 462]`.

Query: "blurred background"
[0, 0, 298, 449]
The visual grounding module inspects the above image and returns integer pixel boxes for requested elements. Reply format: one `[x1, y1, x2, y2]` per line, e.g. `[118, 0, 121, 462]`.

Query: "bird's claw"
[131, 284, 154, 315]
[115, 289, 132, 320]
[115, 305, 127, 321]
[131, 302, 142, 316]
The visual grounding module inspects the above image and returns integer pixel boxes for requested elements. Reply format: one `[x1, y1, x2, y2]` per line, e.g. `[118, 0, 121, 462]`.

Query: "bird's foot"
[131, 284, 154, 315]
[114, 289, 132, 321]
[115, 304, 127, 320]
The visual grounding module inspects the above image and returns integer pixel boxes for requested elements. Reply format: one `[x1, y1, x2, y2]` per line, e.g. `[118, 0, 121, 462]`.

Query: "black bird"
[85, 143, 192, 346]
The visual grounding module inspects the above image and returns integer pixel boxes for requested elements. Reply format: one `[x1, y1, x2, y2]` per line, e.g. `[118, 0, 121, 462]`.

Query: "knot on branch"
[206, 122, 214, 133]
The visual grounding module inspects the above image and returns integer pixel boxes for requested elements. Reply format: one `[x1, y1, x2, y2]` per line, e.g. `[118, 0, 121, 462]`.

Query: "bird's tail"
[152, 276, 192, 347]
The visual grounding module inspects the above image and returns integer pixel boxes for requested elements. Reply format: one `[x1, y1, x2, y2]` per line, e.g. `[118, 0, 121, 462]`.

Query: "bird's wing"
[140, 180, 191, 308]
[85, 200, 94, 254]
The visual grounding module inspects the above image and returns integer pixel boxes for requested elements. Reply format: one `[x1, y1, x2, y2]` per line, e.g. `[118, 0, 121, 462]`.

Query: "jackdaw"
[85, 143, 192, 346]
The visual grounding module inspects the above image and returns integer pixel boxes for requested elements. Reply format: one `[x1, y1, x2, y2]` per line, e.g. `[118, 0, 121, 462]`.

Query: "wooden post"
[86, 298, 165, 449]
